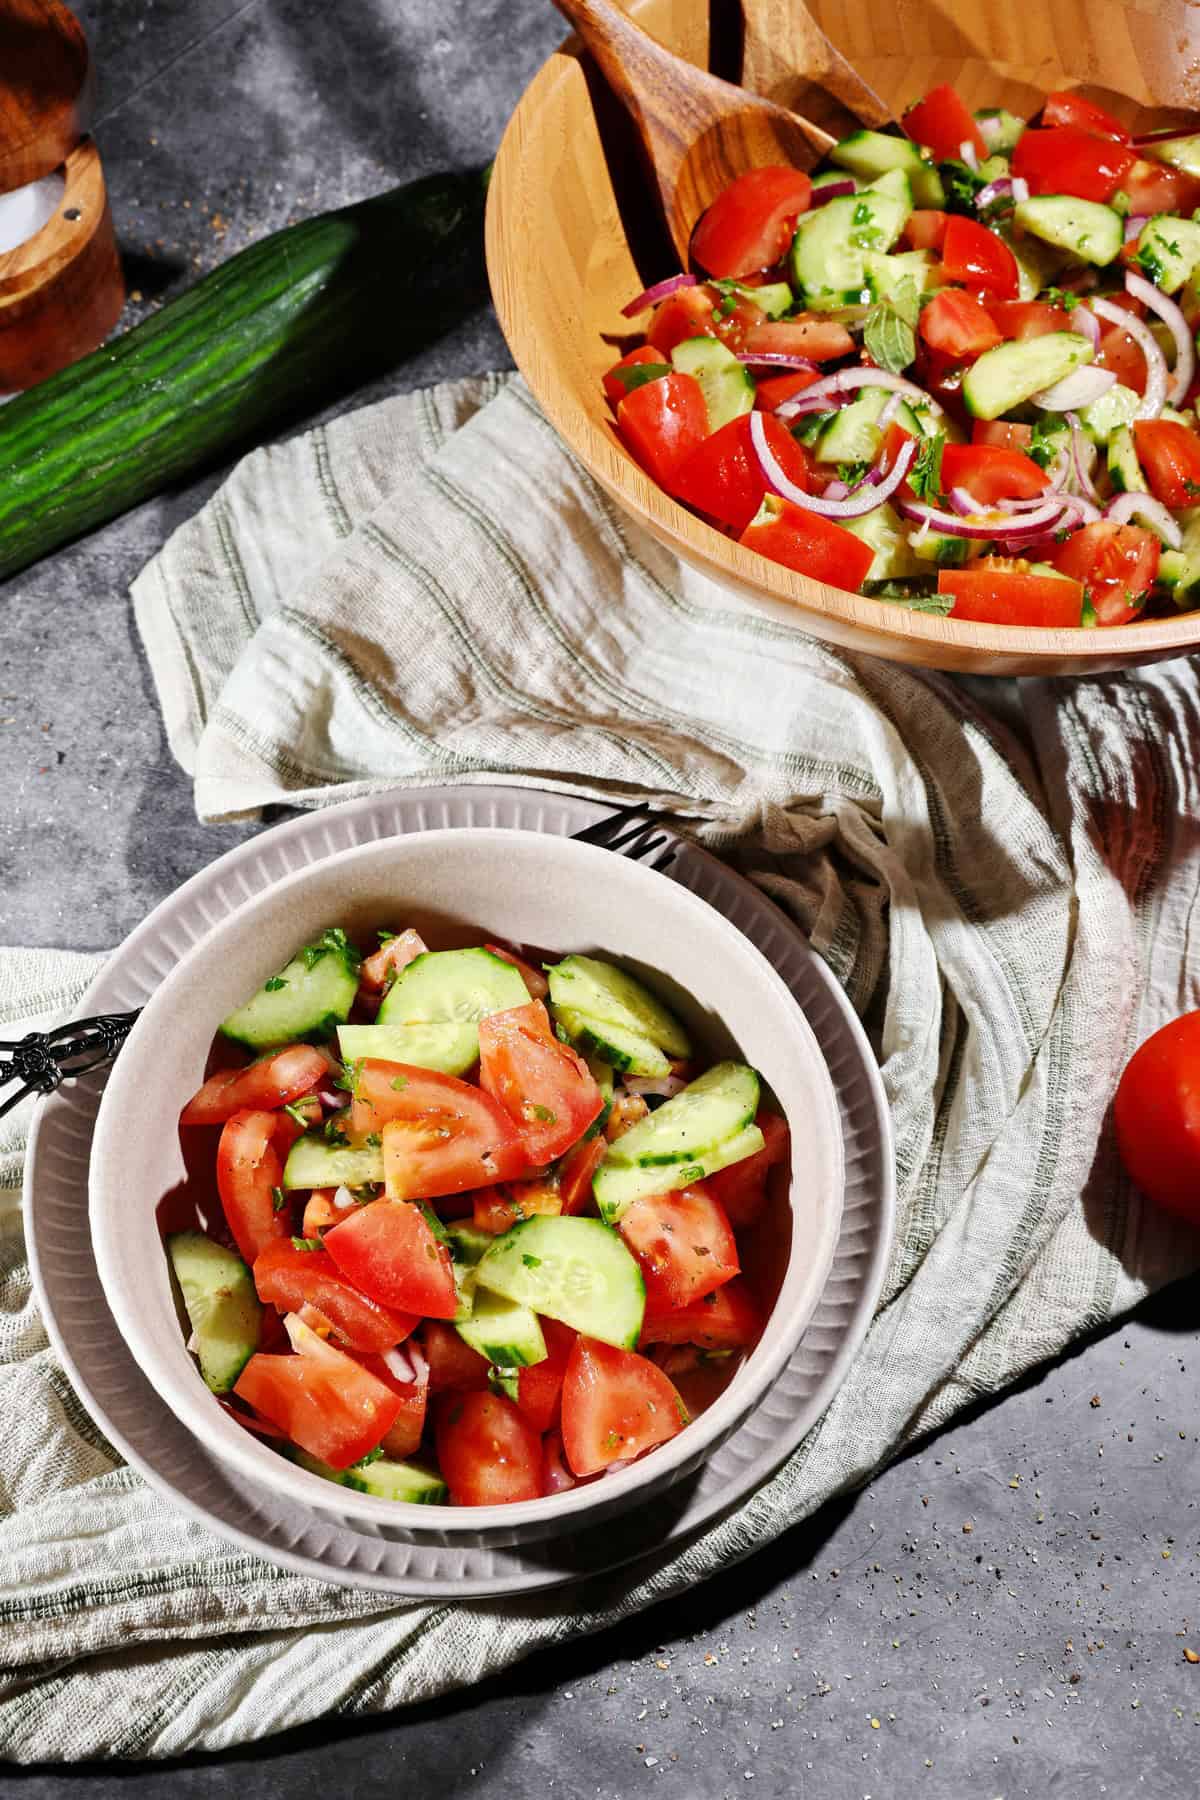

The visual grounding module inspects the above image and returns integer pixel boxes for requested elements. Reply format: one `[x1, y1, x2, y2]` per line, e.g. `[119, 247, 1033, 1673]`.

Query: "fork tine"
[570, 803, 658, 848]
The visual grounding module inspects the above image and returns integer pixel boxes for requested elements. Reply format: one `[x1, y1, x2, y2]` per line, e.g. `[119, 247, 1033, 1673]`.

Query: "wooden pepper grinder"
[0, 0, 124, 390]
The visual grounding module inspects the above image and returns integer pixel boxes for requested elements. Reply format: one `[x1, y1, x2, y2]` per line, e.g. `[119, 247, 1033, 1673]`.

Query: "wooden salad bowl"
[486, 0, 1200, 675]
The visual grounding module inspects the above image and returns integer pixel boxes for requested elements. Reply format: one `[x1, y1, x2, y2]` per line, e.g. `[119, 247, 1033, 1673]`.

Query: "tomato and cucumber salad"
[166, 925, 790, 1507]
[607, 80, 1200, 627]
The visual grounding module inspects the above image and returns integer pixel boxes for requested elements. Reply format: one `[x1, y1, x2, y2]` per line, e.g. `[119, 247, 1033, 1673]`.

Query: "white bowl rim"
[89, 827, 845, 1533]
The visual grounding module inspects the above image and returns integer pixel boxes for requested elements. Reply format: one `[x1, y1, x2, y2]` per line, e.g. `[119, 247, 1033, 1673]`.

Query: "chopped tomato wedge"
[419, 1319, 491, 1392]
[919, 289, 1002, 360]
[704, 1110, 791, 1230]
[1121, 157, 1200, 219]
[435, 1389, 543, 1506]
[646, 284, 720, 354]
[989, 301, 1072, 341]
[1096, 317, 1148, 396]
[690, 166, 813, 277]
[485, 943, 549, 1001]
[671, 411, 817, 535]
[617, 370, 710, 488]
[638, 1276, 762, 1351]
[557, 1133, 606, 1215]
[754, 368, 821, 413]
[940, 442, 1049, 504]
[1133, 418, 1200, 509]
[235, 1336, 401, 1470]
[938, 562, 1085, 627]
[1051, 520, 1160, 624]
[617, 1184, 739, 1309]
[181, 1044, 330, 1127]
[902, 84, 986, 162]
[560, 1336, 688, 1477]
[252, 1239, 417, 1351]
[602, 345, 670, 406]
[478, 1000, 603, 1163]
[515, 1319, 577, 1435]
[323, 1198, 458, 1318]
[357, 929, 426, 998]
[300, 1188, 341, 1238]
[1011, 127, 1134, 202]
[940, 216, 1019, 300]
[349, 1061, 531, 1199]
[902, 210, 949, 252]
[1041, 90, 1131, 143]
[971, 419, 1033, 452]
[474, 1181, 561, 1234]
[741, 317, 855, 361]
[216, 1110, 293, 1266]
[739, 494, 875, 592]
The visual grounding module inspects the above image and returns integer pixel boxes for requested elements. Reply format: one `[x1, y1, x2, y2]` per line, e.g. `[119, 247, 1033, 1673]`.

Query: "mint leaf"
[612, 361, 671, 394]
[863, 306, 917, 374]
[908, 433, 945, 502]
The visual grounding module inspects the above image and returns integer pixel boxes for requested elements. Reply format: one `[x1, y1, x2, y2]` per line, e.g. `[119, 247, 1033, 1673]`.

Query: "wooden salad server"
[739, 0, 893, 137]
[549, 0, 839, 266]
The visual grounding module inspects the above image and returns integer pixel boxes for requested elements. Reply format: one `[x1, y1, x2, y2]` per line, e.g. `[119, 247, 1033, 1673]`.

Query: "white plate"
[26, 785, 894, 1596]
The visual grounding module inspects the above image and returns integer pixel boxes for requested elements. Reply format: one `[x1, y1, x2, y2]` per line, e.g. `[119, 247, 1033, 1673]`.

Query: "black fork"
[0, 802, 680, 1118]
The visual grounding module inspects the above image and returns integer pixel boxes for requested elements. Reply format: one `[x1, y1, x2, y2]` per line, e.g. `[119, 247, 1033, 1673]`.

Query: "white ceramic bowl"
[89, 828, 844, 1546]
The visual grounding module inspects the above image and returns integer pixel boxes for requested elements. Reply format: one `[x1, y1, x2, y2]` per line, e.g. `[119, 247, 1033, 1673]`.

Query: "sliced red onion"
[878, 391, 905, 429]
[736, 352, 819, 371]
[749, 409, 917, 517]
[382, 1344, 417, 1384]
[998, 492, 1061, 512]
[975, 176, 1013, 210]
[407, 1340, 430, 1387]
[331, 1183, 356, 1210]
[778, 388, 853, 418]
[822, 479, 849, 500]
[810, 177, 857, 207]
[776, 365, 944, 420]
[1058, 492, 1103, 525]
[1072, 305, 1100, 347]
[1032, 365, 1117, 411]
[1091, 294, 1168, 418]
[1106, 489, 1183, 547]
[1011, 176, 1030, 204]
[315, 1087, 343, 1112]
[543, 1455, 575, 1494]
[897, 495, 1068, 539]
[977, 113, 1004, 149]
[621, 272, 697, 317]
[1064, 412, 1102, 503]
[605, 1457, 635, 1476]
[1124, 213, 1150, 243]
[960, 140, 979, 171]
[623, 1073, 689, 1100]
[1125, 269, 1195, 405]
[949, 485, 981, 515]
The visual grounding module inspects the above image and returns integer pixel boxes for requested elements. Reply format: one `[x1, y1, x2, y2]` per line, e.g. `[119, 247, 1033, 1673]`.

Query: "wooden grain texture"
[0, 0, 91, 193]
[740, 0, 894, 135]
[488, 0, 1200, 674]
[0, 138, 123, 389]
[550, 0, 834, 263]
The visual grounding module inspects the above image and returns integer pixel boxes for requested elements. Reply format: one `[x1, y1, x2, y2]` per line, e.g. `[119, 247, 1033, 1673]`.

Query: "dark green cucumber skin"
[0, 168, 490, 580]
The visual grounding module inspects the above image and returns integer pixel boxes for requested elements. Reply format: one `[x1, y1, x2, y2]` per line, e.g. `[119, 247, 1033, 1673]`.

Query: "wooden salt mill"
[0, 0, 124, 390]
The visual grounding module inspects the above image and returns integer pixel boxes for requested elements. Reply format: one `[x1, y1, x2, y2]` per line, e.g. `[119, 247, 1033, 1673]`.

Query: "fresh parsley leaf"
[522, 1253, 543, 1270]
[862, 578, 950, 613]
[390, 1074, 410, 1091]
[908, 433, 945, 502]
[283, 1099, 315, 1128]
[1185, 478, 1200, 497]
[1134, 245, 1165, 286]
[364, 1131, 382, 1148]
[291, 1236, 322, 1252]
[611, 361, 671, 394]
[1028, 417, 1063, 471]
[300, 926, 360, 973]
[322, 1117, 350, 1147]
[837, 460, 871, 489]
[530, 1104, 557, 1123]
[264, 976, 288, 992]
[938, 158, 986, 214]
[1041, 286, 1078, 312]
[332, 1058, 363, 1096]
[271, 1186, 287, 1212]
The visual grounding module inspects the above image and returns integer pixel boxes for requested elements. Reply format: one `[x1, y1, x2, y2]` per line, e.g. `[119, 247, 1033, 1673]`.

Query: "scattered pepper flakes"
[1090, 1395, 1101, 1408]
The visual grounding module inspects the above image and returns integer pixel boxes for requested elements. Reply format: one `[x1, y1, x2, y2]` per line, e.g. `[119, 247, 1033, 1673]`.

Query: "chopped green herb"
[283, 1100, 314, 1128]
[390, 1074, 410, 1091]
[1028, 417, 1062, 471]
[938, 158, 986, 214]
[376, 929, 396, 943]
[1184, 478, 1200, 498]
[604, 1430, 623, 1450]
[862, 580, 952, 614]
[264, 976, 288, 992]
[420, 1203, 451, 1245]
[322, 1118, 350, 1147]
[863, 301, 917, 374]
[530, 1104, 558, 1123]
[837, 460, 872, 489]
[291, 1236, 322, 1252]
[908, 432, 945, 503]
[364, 1132, 382, 1148]
[271, 1185, 287, 1212]
[300, 926, 360, 974]
[332, 1058, 363, 1097]
[1041, 285, 1079, 312]
[522, 1253, 543, 1270]
[1134, 245, 1165, 286]
[678, 1163, 705, 1184]
[675, 1395, 691, 1423]
[612, 360, 672, 394]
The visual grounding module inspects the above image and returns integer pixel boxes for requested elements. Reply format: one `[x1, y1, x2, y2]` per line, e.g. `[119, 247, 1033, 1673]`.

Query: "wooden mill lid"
[0, 0, 92, 195]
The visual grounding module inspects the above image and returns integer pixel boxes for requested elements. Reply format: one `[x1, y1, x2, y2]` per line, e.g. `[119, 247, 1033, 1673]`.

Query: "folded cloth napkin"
[4, 371, 1200, 1761]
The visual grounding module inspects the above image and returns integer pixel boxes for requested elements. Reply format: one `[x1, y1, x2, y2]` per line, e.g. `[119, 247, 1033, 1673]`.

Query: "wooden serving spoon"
[740, 0, 893, 137]
[550, 0, 839, 266]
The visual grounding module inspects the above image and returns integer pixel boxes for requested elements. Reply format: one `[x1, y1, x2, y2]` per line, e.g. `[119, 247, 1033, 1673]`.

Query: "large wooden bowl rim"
[486, 22, 1200, 668]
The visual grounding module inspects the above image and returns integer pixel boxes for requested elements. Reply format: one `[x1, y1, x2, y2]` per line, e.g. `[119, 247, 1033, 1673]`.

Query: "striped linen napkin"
[3, 371, 1199, 1760]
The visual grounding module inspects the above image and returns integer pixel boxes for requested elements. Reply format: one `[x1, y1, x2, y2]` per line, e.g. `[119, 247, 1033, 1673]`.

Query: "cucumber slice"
[378, 947, 528, 1029]
[1011, 196, 1123, 267]
[545, 954, 691, 1058]
[474, 1215, 645, 1349]
[1107, 423, 1145, 494]
[445, 1220, 494, 1322]
[219, 929, 359, 1050]
[670, 335, 755, 431]
[167, 1231, 261, 1393]
[456, 1285, 548, 1367]
[909, 527, 973, 567]
[975, 108, 1025, 153]
[862, 248, 933, 304]
[1076, 382, 1140, 445]
[717, 278, 792, 318]
[1144, 133, 1200, 178]
[555, 1006, 671, 1078]
[830, 129, 943, 207]
[812, 168, 857, 192]
[842, 501, 925, 582]
[993, 222, 1067, 301]
[604, 1062, 760, 1168]
[977, 154, 1011, 184]
[1133, 215, 1200, 294]
[283, 1135, 383, 1189]
[815, 386, 897, 464]
[585, 1052, 615, 1102]
[593, 1122, 766, 1222]
[789, 189, 908, 310]
[1163, 506, 1200, 607]
[1159, 548, 1185, 590]
[962, 332, 1094, 420]
[337, 1020, 479, 1076]
[293, 1448, 448, 1504]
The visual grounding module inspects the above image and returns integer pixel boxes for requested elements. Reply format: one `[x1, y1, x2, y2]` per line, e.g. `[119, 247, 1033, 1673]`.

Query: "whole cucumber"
[0, 167, 491, 580]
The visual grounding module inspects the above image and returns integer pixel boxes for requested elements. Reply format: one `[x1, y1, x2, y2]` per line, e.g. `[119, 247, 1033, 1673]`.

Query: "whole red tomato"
[1113, 1013, 1200, 1223]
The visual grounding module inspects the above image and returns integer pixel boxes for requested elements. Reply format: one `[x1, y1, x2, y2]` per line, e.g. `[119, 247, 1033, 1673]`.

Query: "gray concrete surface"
[2, 1, 1199, 1791]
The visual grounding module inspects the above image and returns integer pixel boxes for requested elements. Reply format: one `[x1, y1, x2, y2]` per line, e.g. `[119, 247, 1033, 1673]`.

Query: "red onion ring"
[948, 485, 982, 515]
[1091, 294, 1168, 418]
[1124, 269, 1196, 406]
[621, 273, 698, 317]
[810, 178, 857, 207]
[1033, 366, 1117, 411]
[382, 1344, 416, 1384]
[1105, 489, 1183, 547]
[1072, 306, 1100, 347]
[735, 352, 820, 371]
[1124, 213, 1151, 242]
[975, 176, 1013, 210]
[776, 366, 944, 421]
[898, 495, 1068, 539]
[1064, 412, 1102, 503]
[749, 408, 918, 517]
[1011, 176, 1030, 203]
[960, 140, 980, 171]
